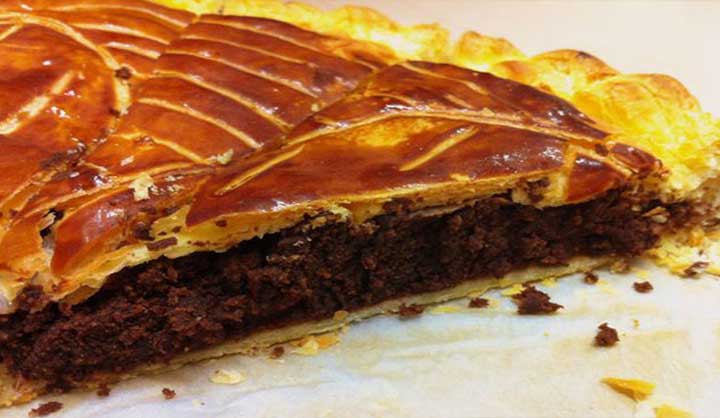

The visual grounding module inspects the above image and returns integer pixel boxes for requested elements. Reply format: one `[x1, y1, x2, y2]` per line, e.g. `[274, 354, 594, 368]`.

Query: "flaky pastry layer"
[0, 0, 715, 328]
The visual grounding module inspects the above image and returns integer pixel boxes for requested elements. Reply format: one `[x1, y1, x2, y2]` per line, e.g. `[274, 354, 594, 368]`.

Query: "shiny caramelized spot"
[610, 143, 661, 177]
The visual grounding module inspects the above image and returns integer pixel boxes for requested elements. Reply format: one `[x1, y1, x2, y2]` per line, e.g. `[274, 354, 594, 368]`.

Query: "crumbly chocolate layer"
[0, 192, 677, 389]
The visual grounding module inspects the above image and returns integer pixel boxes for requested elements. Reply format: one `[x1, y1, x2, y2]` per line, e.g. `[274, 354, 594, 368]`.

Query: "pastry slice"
[0, 0, 197, 296]
[0, 0, 718, 407]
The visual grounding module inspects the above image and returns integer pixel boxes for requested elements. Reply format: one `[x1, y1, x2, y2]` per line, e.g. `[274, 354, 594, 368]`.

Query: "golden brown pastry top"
[0, 0, 716, 311]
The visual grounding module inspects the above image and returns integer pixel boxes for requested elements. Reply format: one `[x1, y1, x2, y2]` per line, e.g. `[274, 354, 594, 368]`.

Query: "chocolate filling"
[0, 191, 682, 389]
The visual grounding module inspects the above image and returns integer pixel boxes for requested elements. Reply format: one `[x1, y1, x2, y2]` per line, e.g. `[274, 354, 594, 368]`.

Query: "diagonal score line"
[163, 49, 319, 98]
[215, 145, 305, 196]
[199, 18, 375, 72]
[137, 97, 262, 149]
[47, 4, 188, 29]
[287, 110, 602, 147]
[73, 23, 171, 45]
[0, 71, 75, 135]
[399, 62, 492, 97]
[399, 125, 480, 171]
[0, 24, 21, 42]
[181, 34, 308, 65]
[152, 70, 293, 130]
[114, 131, 209, 165]
[105, 41, 161, 59]
[0, 13, 131, 112]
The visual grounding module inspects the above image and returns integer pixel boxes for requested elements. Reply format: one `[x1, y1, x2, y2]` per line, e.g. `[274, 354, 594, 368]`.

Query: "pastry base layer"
[0, 256, 608, 406]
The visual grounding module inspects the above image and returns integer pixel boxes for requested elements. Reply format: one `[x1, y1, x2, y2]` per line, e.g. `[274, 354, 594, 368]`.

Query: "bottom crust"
[0, 256, 608, 406]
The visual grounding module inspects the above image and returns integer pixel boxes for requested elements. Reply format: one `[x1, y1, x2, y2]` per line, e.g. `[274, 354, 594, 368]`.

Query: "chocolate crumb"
[115, 66, 132, 80]
[468, 297, 489, 308]
[512, 286, 563, 315]
[683, 261, 708, 277]
[28, 401, 63, 417]
[96, 383, 111, 397]
[633, 281, 653, 293]
[269, 346, 285, 359]
[215, 220, 228, 228]
[171, 226, 182, 233]
[162, 388, 176, 400]
[397, 304, 424, 318]
[594, 322, 619, 347]
[584, 271, 599, 284]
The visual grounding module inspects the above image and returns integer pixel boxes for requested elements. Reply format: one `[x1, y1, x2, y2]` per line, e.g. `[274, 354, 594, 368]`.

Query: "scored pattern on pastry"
[0, 0, 663, 303]
[0, 0, 193, 278]
[5, 12, 392, 278]
[190, 61, 659, 223]
[12, 0, 195, 79]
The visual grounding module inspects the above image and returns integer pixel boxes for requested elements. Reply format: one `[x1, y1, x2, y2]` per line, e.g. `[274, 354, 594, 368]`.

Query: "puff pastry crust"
[0, 0, 716, 406]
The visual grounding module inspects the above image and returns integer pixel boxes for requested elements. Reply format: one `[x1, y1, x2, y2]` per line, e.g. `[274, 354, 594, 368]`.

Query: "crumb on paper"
[512, 285, 563, 315]
[683, 261, 709, 277]
[28, 401, 63, 417]
[468, 297, 489, 308]
[601, 377, 655, 401]
[634, 281, 654, 293]
[210, 369, 247, 385]
[584, 271, 599, 284]
[162, 387, 176, 400]
[633, 319, 641, 329]
[209, 149, 234, 165]
[396, 303, 424, 318]
[501, 283, 525, 296]
[130, 172, 154, 201]
[429, 304, 461, 314]
[96, 383, 111, 397]
[655, 404, 694, 418]
[292, 332, 340, 356]
[333, 310, 349, 321]
[269, 346, 285, 359]
[594, 323, 619, 347]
